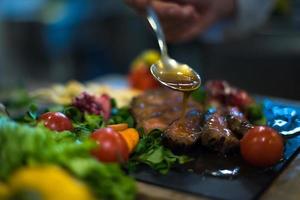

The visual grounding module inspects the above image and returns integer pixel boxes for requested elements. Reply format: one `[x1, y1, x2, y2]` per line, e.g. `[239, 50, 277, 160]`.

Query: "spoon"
[146, 7, 201, 92]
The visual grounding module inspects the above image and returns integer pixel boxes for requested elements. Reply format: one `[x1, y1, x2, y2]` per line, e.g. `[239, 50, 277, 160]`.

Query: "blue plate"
[263, 98, 300, 137]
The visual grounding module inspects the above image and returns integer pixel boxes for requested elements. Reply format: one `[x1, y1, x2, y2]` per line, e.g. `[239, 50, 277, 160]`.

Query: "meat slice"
[139, 117, 172, 133]
[131, 88, 203, 133]
[225, 107, 253, 139]
[164, 109, 203, 149]
[201, 111, 239, 153]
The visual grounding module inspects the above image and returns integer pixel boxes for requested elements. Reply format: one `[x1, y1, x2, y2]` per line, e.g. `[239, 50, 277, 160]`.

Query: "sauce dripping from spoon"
[181, 91, 192, 122]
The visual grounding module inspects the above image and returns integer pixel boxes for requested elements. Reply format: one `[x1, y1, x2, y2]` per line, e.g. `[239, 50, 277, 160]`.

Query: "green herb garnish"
[191, 87, 207, 103]
[246, 103, 267, 125]
[108, 107, 135, 128]
[127, 129, 192, 174]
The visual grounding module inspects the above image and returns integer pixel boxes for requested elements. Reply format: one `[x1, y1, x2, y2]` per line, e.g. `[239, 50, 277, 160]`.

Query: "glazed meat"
[225, 107, 253, 139]
[164, 109, 203, 149]
[201, 111, 239, 153]
[131, 89, 253, 153]
[131, 89, 202, 133]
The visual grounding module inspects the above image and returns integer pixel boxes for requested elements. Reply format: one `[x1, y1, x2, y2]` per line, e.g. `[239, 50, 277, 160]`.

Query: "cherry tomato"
[128, 64, 160, 90]
[39, 112, 73, 132]
[240, 126, 284, 167]
[91, 128, 129, 163]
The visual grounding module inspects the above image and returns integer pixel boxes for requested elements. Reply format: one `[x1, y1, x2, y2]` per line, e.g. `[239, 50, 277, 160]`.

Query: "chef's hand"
[125, 0, 236, 43]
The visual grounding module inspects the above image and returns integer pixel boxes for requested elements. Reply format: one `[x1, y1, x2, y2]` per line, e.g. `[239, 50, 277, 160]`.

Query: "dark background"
[0, 0, 299, 99]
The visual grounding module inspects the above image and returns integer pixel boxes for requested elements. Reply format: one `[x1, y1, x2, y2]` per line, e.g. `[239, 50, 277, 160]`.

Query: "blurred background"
[0, 0, 299, 99]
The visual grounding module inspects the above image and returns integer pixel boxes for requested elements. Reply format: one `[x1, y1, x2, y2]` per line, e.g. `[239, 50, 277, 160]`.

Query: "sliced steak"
[164, 109, 203, 149]
[131, 88, 203, 133]
[130, 89, 251, 154]
[225, 107, 253, 139]
[201, 111, 239, 153]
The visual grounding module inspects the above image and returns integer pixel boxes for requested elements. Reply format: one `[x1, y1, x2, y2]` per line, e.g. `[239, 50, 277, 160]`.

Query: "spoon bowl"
[150, 60, 201, 92]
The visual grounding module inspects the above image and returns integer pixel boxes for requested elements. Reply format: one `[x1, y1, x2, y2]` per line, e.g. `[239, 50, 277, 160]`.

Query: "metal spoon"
[146, 7, 201, 92]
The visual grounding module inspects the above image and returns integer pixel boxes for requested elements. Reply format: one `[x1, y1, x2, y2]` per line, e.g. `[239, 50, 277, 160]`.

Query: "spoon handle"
[147, 7, 168, 57]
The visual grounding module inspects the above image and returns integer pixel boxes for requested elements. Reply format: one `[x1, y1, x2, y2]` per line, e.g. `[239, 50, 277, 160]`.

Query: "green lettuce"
[127, 129, 192, 174]
[0, 116, 136, 200]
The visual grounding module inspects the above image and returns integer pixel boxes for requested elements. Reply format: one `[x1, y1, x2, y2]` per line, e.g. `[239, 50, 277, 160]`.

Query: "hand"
[125, 0, 236, 43]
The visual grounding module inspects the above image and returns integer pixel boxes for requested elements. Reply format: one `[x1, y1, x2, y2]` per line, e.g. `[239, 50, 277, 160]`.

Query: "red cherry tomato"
[240, 126, 284, 167]
[91, 128, 129, 163]
[128, 65, 159, 90]
[39, 112, 73, 132]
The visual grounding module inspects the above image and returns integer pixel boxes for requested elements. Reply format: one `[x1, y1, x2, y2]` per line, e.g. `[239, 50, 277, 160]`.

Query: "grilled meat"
[131, 89, 254, 153]
[225, 107, 253, 139]
[164, 109, 203, 149]
[131, 89, 202, 133]
[201, 111, 239, 153]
